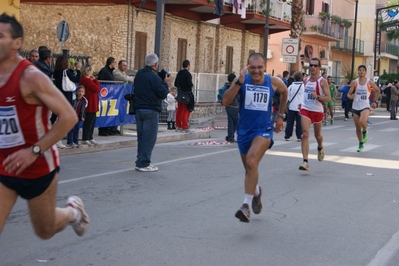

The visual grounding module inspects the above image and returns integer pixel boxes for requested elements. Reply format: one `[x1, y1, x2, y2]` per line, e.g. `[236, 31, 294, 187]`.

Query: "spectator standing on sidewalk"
[339, 81, 352, 121]
[34, 49, 52, 79]
[390, 81, 398, 120]
[0, 13, 89, 238]
[79, 65, 100, 146]
[284, 71, 304, 142]
[98, 57, 118, 136]
[66, 85, 87, 148]
[175, 60, 194, 133]
[134, 53, 170, 172]
[27, 49, 38, 63]
[219, 73, 240, 142]
[165, 87, 178, 130]
[113, 60, 134, 83]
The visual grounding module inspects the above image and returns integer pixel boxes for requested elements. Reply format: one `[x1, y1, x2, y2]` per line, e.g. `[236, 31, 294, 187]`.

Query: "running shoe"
[252, 186, 263, 215]
[89, 139, 98, 145]
[66, 196, 90, 236]
[344, 118, 348, 121]
[65, 144, 74, 148]
[317, 147, 325, 161]
[330, 119, 334, 125]
[362, 131, 368, 143]
[357, 144, 364, 152]
[299, 161, 309, 171]
[323, 121, 327, 126]
[56, 140, 66, 149]
[235, 204, 250, 223]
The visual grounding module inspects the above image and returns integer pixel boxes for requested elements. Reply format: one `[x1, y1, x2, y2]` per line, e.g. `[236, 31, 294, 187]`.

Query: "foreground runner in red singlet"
[0, 13, 89, 239]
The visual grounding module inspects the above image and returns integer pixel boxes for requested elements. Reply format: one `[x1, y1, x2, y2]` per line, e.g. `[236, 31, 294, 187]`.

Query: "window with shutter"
[134, 32, 147, 70]
[177, 38, 187, 71]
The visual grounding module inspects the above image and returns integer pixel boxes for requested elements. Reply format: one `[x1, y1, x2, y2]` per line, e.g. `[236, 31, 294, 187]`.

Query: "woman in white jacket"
[166, 87, 178, 130]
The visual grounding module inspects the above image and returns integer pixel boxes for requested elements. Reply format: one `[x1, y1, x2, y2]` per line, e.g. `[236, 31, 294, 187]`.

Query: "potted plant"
[342, 19, 352, 28]
[310, 25, 319, 31]
[319, 12, 330, 20]
[331, 15, 342, 24]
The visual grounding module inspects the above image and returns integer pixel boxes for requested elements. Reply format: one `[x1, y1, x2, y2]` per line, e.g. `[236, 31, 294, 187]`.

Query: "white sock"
[254, 185, 260, 197]
[67, 206, 81, 224]
[243, 194, 253, 205]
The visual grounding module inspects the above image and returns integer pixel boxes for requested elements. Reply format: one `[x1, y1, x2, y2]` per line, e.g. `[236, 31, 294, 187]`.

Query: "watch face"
[33, 146, 41, 153]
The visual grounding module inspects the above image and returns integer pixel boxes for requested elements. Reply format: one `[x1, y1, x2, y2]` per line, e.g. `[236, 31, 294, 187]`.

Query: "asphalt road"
[2, 112, 399, 266]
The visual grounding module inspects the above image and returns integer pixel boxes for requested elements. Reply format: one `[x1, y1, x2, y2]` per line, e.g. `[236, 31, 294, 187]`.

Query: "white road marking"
[59, 148, 236, 184]
[267, 150, 399, 170]
[367, 230, 399, 266]
[292, 142, 336, 150]
[340, 144, 381, 153]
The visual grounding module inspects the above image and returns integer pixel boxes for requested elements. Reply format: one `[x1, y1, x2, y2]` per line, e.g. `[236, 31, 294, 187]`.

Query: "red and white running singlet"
[0, 59, 60, 179]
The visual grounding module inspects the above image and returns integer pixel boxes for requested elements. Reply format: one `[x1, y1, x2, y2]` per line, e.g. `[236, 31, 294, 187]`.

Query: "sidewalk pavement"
[58, 107, 389, 156]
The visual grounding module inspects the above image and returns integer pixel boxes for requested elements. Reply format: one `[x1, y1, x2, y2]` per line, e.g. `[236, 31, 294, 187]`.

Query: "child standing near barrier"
[166, 87, 177, 130]
[66, 85, 88, 147]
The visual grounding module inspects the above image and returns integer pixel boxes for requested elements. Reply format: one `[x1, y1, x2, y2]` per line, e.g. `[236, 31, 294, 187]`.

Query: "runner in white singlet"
[347, 65, 380, 152]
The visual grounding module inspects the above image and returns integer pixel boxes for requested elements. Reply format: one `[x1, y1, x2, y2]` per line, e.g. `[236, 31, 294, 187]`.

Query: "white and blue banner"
[94, 83, 135, 127]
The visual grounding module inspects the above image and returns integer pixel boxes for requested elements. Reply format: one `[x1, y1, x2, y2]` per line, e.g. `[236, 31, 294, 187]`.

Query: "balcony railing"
[333, 37, 364, 54]
[380, 42, 399, 56]
[303, 16, 344, 40]
[227, 0, 291, 21]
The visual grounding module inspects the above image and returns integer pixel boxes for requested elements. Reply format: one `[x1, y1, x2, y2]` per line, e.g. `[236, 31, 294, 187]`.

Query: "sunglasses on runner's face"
[309, 64, 319, 67]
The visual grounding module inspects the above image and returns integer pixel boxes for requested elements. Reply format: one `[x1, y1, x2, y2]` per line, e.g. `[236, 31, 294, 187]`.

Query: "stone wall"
[20, 3, 263, 75]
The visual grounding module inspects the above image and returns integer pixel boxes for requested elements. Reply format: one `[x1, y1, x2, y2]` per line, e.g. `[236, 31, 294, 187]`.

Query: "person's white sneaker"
[83, 140, 92, 146]
[66, 196, 89, 236]
[89, 139, 98, 145]
[135, 165, 158, 172]
[57, 140, 66, 149]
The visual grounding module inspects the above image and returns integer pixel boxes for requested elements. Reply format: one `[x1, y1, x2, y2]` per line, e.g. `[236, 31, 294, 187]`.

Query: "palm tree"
[290, 0, 304, 71]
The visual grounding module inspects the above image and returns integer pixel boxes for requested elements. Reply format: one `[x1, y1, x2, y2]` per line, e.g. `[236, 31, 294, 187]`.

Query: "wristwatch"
[277, 113, 286, 119]
[31, 145, 42, 157]
[234, 78, 242, 86]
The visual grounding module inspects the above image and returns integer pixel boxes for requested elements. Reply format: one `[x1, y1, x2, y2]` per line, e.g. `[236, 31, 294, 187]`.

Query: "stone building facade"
[20, 2, 264, 74]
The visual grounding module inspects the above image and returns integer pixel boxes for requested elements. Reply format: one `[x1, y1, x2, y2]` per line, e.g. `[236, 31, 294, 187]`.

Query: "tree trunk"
[290, 0, 304, 72]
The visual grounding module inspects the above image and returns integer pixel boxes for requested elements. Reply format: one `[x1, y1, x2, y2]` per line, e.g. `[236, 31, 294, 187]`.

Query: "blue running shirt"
[238, 73, 275, 137]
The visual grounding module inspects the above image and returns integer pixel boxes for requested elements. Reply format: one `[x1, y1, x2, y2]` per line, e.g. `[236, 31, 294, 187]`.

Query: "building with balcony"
[3, 0, 293, 74]
[267, 0, 363, 84]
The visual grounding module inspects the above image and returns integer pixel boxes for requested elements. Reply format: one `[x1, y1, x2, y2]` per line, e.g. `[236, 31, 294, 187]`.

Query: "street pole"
[263, 0, 270, 71]
[350, 0, 358, 81]
[154, 0, 165, 70]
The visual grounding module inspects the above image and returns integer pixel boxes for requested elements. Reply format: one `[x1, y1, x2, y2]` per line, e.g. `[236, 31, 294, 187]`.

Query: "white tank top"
[301, 76, 324, 113]
[352, 78, 371, 110]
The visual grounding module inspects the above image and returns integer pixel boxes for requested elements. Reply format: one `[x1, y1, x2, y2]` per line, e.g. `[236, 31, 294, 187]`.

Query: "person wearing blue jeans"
[133, 53, 170, 172]
[135, 110, 160, 169]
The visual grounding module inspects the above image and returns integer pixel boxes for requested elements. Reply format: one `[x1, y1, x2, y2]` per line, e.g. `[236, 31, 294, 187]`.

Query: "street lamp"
[263, 0, 271, 71]
[350, 0, 359, 81]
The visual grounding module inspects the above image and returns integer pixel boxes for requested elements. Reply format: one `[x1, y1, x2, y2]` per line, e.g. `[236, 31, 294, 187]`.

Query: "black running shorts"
[0, 167, 60, 200]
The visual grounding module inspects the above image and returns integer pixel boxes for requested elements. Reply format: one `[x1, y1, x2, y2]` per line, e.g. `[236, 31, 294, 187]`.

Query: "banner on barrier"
[94, 83, 135, 127]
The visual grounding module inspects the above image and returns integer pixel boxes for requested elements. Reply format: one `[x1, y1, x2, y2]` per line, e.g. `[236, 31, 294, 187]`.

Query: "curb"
[59, 131, 211, 156]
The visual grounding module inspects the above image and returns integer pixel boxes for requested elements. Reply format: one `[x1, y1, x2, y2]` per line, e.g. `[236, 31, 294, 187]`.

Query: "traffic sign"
[57, 20, 69, 42]
[283, 56, 297, 63]
[282, 38, 299, 56]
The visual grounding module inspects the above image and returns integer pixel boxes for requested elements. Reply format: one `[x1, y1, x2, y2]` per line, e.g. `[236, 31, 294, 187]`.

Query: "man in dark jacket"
[97, 57, 117, 136]
[174, 59, 194, 132]
[220, 73, 240, 142]
[34, 49, 52, 78]
[133, 53, 170, 172]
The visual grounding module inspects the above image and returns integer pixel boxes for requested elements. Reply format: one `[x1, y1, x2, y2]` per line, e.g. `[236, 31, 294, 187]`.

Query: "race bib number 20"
[0, 106, 25, 149]
[244, 85, 270, 111]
